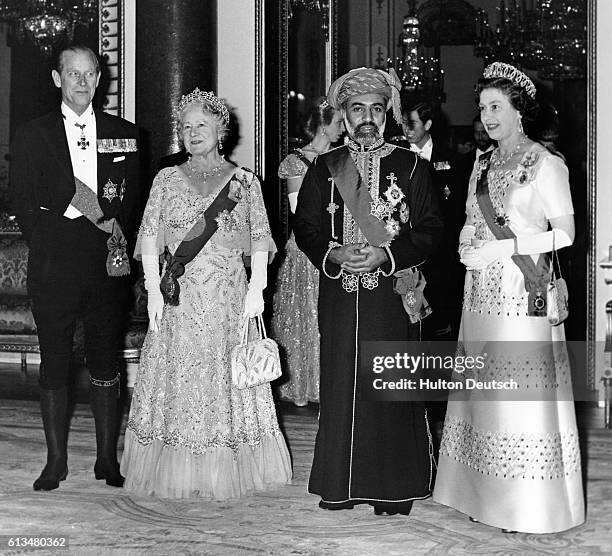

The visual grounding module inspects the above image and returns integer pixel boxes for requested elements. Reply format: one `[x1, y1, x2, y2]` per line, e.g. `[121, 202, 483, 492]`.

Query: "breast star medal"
[494, 212, 510, 227]
[384, 172, 405, 206]
[370, 198, 394, 221]
[102, 179, 119, 202]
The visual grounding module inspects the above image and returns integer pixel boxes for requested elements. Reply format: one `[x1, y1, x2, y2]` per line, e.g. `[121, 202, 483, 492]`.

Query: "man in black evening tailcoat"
[400, 102, 465, 339]
[9, 46, 140, 491]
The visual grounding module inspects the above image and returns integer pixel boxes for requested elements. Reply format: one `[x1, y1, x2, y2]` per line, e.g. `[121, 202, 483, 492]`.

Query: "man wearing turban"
[294, 67, 443, 515]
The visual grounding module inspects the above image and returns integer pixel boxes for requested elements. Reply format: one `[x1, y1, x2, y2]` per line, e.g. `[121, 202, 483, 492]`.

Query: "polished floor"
[0, 362, 610, 555]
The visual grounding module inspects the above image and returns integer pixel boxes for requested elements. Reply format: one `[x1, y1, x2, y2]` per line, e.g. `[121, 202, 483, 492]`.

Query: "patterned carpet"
[0, 399, 610, 555]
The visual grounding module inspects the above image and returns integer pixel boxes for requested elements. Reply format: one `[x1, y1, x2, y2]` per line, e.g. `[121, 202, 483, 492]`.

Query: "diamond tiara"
[483, 62, 536, 99]
[176, 88, 230, 125]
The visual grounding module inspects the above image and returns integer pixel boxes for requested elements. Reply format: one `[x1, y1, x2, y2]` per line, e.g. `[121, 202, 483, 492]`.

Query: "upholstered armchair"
[0, 214, 148, 379]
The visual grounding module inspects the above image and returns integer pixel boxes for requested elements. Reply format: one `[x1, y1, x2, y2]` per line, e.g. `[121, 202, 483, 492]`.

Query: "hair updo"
[303, 97, 337, 141]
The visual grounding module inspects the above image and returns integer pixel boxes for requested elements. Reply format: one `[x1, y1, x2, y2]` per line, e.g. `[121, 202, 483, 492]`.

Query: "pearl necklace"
[492, 135, 527, 166]
[187, 156, 225, 181]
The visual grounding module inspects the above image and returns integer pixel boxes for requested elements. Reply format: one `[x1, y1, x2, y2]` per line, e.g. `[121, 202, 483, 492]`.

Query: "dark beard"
[353, 122, 380, 146]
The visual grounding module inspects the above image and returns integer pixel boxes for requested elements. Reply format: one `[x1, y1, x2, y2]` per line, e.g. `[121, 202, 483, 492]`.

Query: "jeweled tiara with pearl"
[483, 62, 536, 99]
[176, 88, 230, 125]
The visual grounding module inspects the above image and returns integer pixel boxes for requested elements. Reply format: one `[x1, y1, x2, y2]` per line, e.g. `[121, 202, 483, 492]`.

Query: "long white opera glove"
[244, 250, 268, 318]
[141, 236, 164, 332]
[288, 192, 299, 214]
[461, 228, 572, 271]
[515, 228, 572, 254]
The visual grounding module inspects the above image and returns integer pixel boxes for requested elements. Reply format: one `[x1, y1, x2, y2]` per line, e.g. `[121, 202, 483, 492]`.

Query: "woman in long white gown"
[121, 89, 292, 499]
[433, 63, 585, 534]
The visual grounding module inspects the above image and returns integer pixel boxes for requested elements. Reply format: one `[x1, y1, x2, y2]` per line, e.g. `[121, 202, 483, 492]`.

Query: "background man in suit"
[459, 115, 495, 185]
[10, 45, 140, 491]
[401, 102, 463, 340]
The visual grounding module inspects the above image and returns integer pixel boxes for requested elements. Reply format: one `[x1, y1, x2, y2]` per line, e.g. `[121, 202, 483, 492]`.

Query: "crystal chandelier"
[389, 12, 445, 105]
[289, 0, 330, 40]
[474, 0, 586, 81]
[0, 0, 97, 57]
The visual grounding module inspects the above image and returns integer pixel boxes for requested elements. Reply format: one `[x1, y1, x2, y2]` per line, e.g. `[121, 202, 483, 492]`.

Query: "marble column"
[136, 0, 217, 181]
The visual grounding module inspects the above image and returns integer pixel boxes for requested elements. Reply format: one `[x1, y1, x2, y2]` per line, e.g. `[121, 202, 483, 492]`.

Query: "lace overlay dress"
[271, 152, 320, 405]
[433, 144, 585, 533]
[121, 166, 292, 499]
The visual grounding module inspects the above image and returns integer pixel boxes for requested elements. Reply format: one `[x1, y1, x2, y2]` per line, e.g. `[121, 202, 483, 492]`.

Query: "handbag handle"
[550, 230, 563, 282]
[256, 314, 268, 339]
[239, 314, 267, 345]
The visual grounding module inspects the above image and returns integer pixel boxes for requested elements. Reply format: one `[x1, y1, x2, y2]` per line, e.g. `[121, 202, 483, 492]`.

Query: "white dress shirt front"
[475, 144, 494, 160]
[410, 136, 433, 162]
[61, 102, 97, 219]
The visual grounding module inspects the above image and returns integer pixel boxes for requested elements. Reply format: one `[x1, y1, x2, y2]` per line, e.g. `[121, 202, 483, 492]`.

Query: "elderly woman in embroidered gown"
[120, 89, 292, 499]
[272, 98, 344, 406]
[432, 63, 584, 533]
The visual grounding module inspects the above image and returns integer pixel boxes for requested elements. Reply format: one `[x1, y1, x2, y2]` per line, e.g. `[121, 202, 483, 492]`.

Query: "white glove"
[460, 239, 514, 270]
[141, 236, 164, 332]
[244, 250, 268, 318]
[514, 228, 572, 255]
[458, 224, 476, 257]
[460, 229, 572, 271]
[288, 192, 299, 214]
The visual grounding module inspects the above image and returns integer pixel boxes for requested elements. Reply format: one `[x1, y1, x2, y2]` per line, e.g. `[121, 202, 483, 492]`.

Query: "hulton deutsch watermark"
[359, 341, 593, 402]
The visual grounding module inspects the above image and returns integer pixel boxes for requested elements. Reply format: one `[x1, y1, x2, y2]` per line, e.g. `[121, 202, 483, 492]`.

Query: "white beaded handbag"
[230, 315, 282, 389]
[547, 236, 569, 327]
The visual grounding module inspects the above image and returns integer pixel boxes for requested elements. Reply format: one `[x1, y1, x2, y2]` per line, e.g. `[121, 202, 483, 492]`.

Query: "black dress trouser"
[27, 212, 124, 389]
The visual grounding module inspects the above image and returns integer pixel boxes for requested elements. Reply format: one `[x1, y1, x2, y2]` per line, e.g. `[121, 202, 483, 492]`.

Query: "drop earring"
[218, 137, 223, 152]
[517, 114, 524, 135]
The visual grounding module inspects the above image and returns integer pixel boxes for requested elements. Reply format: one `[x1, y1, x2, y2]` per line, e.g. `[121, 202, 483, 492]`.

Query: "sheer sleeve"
[242, 169, 277, 260]
[278, 153, 309, 179]
[533, 153, 574, 219]
[133, 168, 168, 260]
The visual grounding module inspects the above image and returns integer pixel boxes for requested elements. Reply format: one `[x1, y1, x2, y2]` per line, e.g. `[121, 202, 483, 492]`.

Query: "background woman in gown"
[272, 98, 344, 406]
[433, 63, 585, 533]
[121, 89, 292, 499]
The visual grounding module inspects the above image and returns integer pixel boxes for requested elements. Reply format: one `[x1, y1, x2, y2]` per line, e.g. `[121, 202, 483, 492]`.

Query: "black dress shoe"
[318, 500, 355, 510]
[469, 516, 479, 523]
[94, 460, 125, 487]
[373, 506, 398, 516]
[33, 465, 68, 491]
[372, 501, 413, 516]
